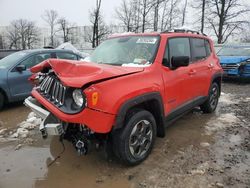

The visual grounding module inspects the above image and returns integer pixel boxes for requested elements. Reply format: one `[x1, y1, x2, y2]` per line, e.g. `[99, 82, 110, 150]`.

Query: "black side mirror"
[171, 56, 189, 68]
[16, 64, 26, 72]
[162, 58, 169, 67]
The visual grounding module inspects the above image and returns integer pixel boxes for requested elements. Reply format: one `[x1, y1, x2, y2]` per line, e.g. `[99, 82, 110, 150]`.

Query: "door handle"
[208, 63, 214, 69]
[188, 69, 196, 75]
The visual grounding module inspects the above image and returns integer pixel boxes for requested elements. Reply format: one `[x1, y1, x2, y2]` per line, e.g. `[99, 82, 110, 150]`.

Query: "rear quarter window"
[191, 38, 207, 61]
[205, 40, 211, 56]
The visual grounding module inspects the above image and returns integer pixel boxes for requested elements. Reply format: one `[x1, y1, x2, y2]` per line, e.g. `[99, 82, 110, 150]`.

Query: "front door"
[8, 53, 51, 100]
[161, 37, 194, 114]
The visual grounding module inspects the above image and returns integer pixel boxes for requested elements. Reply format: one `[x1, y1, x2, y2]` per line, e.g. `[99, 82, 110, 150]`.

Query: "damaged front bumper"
[24, 96, 64, 138]
[24, 97, 107, 155]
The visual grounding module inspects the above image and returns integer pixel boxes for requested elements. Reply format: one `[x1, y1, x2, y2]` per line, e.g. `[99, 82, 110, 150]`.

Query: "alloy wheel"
[129, 119, 153, 159]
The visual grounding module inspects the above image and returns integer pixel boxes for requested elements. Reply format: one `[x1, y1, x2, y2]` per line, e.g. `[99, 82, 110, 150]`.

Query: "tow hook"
[75, 140, 88, 155]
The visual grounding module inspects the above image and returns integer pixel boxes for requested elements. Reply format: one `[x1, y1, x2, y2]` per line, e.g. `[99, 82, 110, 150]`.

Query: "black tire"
[112, 109, 156, 166]
[200, 82, 220, 113]
[0, 92, 4, 110]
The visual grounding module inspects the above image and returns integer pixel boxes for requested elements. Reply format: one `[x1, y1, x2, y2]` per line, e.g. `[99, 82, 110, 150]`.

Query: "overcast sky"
[1, 0, 249, 30]
[0, 0, 122, 27]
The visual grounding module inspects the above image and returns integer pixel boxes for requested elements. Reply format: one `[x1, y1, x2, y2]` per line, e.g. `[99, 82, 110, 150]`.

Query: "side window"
[168, 38, 191, 66]
[205, 40, 211, 56]
[20, 53, 51, 69]
[57, 52, 78, 60]
[191, 38, 207, 61]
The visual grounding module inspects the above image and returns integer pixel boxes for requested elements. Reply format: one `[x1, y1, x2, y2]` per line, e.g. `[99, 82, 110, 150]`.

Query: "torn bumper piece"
[31, 90, 115, 133]
[24, 96, 63, 138]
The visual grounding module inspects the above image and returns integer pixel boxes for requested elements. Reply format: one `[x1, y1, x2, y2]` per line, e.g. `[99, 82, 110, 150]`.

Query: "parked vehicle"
[0, 49, 83, 109]
[217, 44, 250, 78]
[25, 30, 222, 165]
[0, 49, 19, 60]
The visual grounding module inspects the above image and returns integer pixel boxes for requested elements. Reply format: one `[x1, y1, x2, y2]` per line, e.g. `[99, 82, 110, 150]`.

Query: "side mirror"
[16, 64, 26, 72]
[162, 58, 169, 67]
[171, 56, 189, 68]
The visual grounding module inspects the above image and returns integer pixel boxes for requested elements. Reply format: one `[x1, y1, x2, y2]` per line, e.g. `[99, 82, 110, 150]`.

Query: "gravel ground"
[0, 81, 249, 188]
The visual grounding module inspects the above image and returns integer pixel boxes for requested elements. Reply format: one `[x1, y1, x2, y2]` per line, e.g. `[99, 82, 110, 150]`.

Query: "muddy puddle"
[0, 102, 30, 129]
[0, 109, 214, 188]
[0, 82, 249, 188]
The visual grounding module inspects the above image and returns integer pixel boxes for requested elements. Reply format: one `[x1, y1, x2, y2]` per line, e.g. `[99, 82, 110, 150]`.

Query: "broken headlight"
[72, 89, 87, 108]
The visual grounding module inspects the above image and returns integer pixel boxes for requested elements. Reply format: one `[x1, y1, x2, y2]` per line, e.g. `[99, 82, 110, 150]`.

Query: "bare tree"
[7, 19, 39, 49]
[89, 0, 109, 47]
[191, 0, 208, 33]
[132, 0, 141, 32]
[153, 0, 161, 31]
[160, 0, 181, 31]
[115, 0, 133, 32]
[116, 0, 164, 33]
[89, 0, 101, 48]
[141, 0, 156, 32]
[26, 21, 39, 49]
[42, 10, 58, 47]
[57, 17, 75, 43]
[115, 0, 142, 33]
[181, 0, 188, 26]
[208, 0, 250, 44]
[200, 0, 206, 33]
[7, 21, 20, 49]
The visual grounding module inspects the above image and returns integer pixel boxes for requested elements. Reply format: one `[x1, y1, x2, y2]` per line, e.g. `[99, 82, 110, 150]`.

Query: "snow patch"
[219, 92, 238, 105]
[205, 113, 239, 135]
[0, 128, 8, 135]
[122, 63, 151, 67]
[1, 112, 42, 142]
[244, 97, 250, 102]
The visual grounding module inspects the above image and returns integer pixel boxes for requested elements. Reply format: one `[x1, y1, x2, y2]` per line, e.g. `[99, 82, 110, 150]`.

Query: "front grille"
[221, 63, 239, 71]
[39, 75, 66, 106]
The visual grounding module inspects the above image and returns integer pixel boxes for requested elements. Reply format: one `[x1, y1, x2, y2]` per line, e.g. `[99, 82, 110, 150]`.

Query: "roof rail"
[43, 46, 54, 49]
[161, 29, 207, 36]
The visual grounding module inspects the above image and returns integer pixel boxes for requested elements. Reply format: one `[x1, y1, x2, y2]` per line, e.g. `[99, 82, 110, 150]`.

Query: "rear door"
[190, 38, 212, 97]
[7, 53, 52, 99]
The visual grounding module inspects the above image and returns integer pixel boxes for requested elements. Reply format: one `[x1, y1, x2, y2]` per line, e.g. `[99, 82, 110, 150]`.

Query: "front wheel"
[200, 82, 220, 113]
[113, 109, 156, 165]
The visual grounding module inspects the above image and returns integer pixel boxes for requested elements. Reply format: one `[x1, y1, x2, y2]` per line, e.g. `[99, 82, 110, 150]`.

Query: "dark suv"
[25, 30, 223, 165]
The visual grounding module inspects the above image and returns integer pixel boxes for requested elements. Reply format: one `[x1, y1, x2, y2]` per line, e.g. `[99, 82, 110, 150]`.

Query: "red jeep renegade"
[25, 30, 222, 165]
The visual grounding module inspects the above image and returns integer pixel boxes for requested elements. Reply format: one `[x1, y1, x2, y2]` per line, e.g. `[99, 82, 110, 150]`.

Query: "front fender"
[114, 92, 166, 134]
[0, 77, 11, 101]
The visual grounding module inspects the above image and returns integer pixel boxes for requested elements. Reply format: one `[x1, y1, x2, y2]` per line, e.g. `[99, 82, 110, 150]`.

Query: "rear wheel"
[200, 82, 220, 113]
[0, 92, 4, 110]
[113, 109, 156, 165]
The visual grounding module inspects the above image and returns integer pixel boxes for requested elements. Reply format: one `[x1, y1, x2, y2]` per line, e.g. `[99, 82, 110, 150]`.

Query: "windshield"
[0, 51, 28, 69]
[217, 46, 250, 56]
[85, 36, 160, 66]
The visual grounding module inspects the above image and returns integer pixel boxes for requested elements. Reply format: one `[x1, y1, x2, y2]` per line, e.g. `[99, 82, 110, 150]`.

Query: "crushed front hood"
[31, 59, 144, 88]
